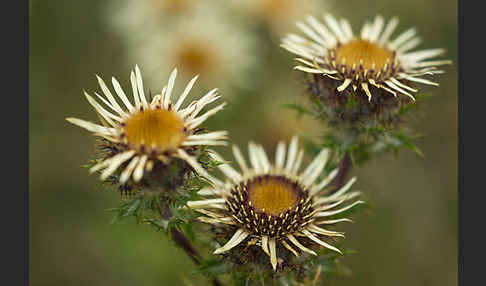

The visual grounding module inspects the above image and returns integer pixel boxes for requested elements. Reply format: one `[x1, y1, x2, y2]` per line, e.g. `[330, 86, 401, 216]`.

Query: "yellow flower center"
[152, 0, 195, 14]
[174, 40, 215, 76]
[335, 40, 394, 70]
[260, 0, 293, 18]
[248, 176, 300, 216]
[123, 109, 186, 152]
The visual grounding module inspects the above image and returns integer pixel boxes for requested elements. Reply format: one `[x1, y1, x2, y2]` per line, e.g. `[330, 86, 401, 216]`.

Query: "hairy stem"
[158, 199, 224, 286]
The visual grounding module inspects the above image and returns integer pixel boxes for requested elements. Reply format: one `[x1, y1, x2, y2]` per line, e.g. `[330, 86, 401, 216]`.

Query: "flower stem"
[158, 199, 224, 286]
[332, 152, 352, 192]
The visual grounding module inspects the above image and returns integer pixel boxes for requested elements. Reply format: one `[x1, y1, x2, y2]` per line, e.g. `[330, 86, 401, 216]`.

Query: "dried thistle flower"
[281, 14, 451, 126]
[66, 65, 227, 188]
[185, 136, 363, 271]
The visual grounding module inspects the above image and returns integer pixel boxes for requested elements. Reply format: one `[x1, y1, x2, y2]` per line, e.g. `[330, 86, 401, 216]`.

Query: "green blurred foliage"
[30, 0, 457, 285]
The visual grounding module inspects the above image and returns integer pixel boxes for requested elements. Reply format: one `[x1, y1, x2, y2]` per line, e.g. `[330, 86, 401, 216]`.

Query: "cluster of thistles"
[67, 13, 449, 284]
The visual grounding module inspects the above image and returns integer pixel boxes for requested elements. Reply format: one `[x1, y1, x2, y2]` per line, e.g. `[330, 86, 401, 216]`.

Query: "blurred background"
[29, 0, 457, 285]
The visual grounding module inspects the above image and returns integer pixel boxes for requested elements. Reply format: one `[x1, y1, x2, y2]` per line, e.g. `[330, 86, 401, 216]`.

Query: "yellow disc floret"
[174, 40, 215, 75]
[248, 176, 300, 216]
[123, 108, 186, 152]
[335, 40, 394, 70]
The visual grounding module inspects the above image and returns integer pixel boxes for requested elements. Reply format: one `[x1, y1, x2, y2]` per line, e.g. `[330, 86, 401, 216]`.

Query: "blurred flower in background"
[231, 0, 329, 37]
[108, 0, 257, 97]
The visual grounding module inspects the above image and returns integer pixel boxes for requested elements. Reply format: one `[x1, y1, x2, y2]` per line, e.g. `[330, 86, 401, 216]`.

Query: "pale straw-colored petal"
[84, 92, 121, 126]
[93, 92, 121, 117]
[310, 168, 339, 196]
[408, 60, 452, 68]
[340, 19, 354, 42]
[294, 66, 325, 74]
[301, 148, 329, 187]
[214, 229, 249, 254]
[397, 37, 421, 53]
[389, 78, 418, 92]
[287, 234, 316, 256]
[188, 88, 219, 119]
[322, 177, 357, 199]
[96, 75, 126, 116]
[284, 136, 299, 173]
[164, 68, 177, 109]
[286, 33, 327, 53]
[248, 142, 262, 173]
[261, 235, 270, 256]
[360, 21, 372, 40]
[198, 217, 235, 225]
[66, 117, 115, 136]
[281, 240, 299, 257]
[302, 229, 342, 254]
[378, 17, 399, 45]
[368, 15, 384, 42]
[120, 156, 140, 184]
[186, 102, 226, 129]
[135, 65, 148, 110]
[315, 200, 365, 217]
[182, 140, 227, 146]
[402, 48, 444, 62]
[174, 75, 198, 111]
[112, 77, 134, 112]
[384, 80, 415, 100]
[324, 14, 346, 43]
[296, 21, 326, 46]
[400, 75, 439, 86]
[269, 238, 278, 271]
[187, 198, 226, 209]
[362, 82, 373, 101]
[337, 78, 352, 92]
[209, 151, 242, 182]
[150, 94, 162, 106]
[275, 141, 286, 171]
[256, 145, 271, 174]
[186, 131, 228, 142]
[315, 218, 354, 225]
[313, 198, 348, 212]
[100, 150, 136, 181]
[290, 149, 304, 176]
[280, 42, 318, 62]
[389, 28, 417, 49]
[307, 224, 345, 238]
[130, 71, 141, 109]
[132, 154, 148, 182]
[178, 101, 197, 119]
[197, 187, 222, 196]
[305, 15, 337, 47]
[232, 144, 248, 174]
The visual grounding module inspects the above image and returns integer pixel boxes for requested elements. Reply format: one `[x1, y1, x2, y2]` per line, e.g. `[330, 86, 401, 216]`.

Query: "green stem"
[157, 199, 224, 286]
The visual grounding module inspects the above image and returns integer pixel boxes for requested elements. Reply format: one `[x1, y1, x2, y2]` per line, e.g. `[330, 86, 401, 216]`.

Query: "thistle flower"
[109, 1, 256, 94]
[185, 136, 363, 271]
[66, 65, 227, 186]
[281, 14, 451, 102]
[232, 0, 327, 36]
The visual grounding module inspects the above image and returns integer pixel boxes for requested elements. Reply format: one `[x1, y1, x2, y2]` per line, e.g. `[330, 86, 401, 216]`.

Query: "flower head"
[109, 1, 256, 94]
[232, 0, 327, 36]
[66, 65, 227, 186]
[281, 14, 451, 102]
[185, 136, 363, 271]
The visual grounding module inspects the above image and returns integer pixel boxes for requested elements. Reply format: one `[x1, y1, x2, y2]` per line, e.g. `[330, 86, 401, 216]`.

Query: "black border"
[4, 0, 29, 284]
[459, 1, 482, 286]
